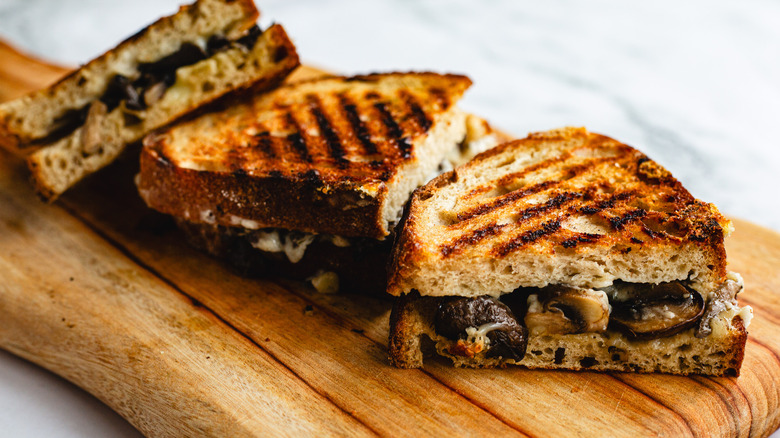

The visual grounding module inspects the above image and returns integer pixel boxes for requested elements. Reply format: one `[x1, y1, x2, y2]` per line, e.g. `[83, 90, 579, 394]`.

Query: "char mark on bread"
[138, 72, 476, 239]
[308, 95, 350, 167]
[373, 102, 412, 159]
[338, 94, 379, 156]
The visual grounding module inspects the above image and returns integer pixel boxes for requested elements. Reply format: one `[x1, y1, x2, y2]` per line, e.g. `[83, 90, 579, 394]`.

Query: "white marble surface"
[0, 1, 778, 436]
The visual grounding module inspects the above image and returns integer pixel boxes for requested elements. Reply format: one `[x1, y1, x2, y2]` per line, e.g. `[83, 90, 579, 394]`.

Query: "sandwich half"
[137, 72, 505, 293]
[387, 127, 752, 376]
[0, 0, 299, 200]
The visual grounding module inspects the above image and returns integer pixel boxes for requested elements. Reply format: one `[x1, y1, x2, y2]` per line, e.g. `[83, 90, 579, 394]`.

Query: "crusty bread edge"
[138, 74, 475, 238]
[138, 142, 391, 238]
[387, 127, 731, 297]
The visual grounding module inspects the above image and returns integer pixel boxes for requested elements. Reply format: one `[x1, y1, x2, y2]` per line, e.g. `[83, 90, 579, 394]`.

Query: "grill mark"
[284, 113, 312, 163]
[493, 154, 622, 194]
[579, 191, 636, 215]
[339, 94, 378, 156]
[457, 153, 612, 221]
[514, 192, 583, 223]
[456, 181, 557, 222]
[251, 131, 277, 159]
[609, 208, 647, 230]
[400, 90, 432, 131]
[440, 223, 507, 257]
[560, 232, 603, 248]
[374, 102, 412, 158]
[309, 97, 349, 167]
[494, 220, 562, 257]
[642, 224, 659, 239]
[493, 155, 569, 189]
[459, 155, 612, 202]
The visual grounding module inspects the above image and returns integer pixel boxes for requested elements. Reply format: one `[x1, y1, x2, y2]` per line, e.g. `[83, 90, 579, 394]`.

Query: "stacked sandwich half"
[387, 127, 751, 376]
[136, 73, 504, 292]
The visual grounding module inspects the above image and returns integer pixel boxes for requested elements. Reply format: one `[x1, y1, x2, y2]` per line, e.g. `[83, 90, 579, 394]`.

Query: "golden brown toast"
[137, 72, 473, 239]
[0, 0, 300, 200]
[386, 127, 751, 375]
[388, 127, 732, 299]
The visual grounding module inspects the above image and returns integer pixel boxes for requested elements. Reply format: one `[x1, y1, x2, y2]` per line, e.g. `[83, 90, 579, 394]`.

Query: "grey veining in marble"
[0, 1, 779, 437]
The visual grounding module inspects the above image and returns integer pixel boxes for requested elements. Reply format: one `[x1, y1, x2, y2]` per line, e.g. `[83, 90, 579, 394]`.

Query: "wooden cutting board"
[0, 40, 778, 438]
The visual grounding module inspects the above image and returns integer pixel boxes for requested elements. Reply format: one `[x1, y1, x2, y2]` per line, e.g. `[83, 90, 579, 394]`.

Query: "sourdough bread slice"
[167, 114, 507, 294]
[388, 127, 732, 301]
[386, 127, 751, 375]
[137, 72, 474, 239]
[0, 0, 300, 199]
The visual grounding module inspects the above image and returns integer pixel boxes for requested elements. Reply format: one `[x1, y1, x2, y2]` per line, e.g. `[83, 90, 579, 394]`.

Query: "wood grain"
[0, 40, 779, 437]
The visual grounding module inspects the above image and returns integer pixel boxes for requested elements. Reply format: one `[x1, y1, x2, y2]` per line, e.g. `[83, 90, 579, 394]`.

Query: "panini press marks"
[147, 72, 471, 185]
[428, 128, 729, 259]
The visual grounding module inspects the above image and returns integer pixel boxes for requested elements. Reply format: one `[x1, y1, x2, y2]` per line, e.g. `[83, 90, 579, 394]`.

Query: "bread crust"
[139, 146, 389, 238]
[388, 127, 731, 299]
[137, 72, 472, 239]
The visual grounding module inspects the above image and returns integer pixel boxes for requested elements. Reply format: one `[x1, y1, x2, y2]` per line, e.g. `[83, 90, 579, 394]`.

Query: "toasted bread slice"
[0, 0, 299, 200]
[137, 72, 473, 239]
[386, 127, 751, 375]
[165, 113, 506, 294]
[389, 127, 732, 299]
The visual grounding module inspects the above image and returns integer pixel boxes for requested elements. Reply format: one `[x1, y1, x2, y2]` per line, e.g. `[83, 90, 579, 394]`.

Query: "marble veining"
[0, 1, 778, 437]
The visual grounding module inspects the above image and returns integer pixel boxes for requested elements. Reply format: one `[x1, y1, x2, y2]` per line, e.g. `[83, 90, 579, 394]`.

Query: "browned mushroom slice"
[609, 282, 705, 339]
[434, 296, 528, 360]
[524, 286, 611, 335]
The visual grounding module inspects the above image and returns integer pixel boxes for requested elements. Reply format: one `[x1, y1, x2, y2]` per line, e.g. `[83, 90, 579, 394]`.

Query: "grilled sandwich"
[387, 127, 751, 376]
[137, 72, 506, 293]
[0, 0, 299, 200]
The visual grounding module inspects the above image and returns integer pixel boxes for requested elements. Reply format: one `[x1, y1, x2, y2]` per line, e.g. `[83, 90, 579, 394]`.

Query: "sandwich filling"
[425, 273, 750, 363]
[41, 25, 268, 145]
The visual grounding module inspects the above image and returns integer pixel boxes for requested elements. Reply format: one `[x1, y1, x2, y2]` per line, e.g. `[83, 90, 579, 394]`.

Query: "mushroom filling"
[434, 296, 528, 360]
[525, 286, 611, 336]
[41, 25, 265, 144]
[606, 282, 705, 339]
[430, 280, 730, 360]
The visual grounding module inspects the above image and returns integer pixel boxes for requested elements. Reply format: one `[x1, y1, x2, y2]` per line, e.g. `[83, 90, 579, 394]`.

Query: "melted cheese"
[464, 322, 507, 347]
[229, 215, 262, 230]
[250, 230, 315, 263]
[710, 302, 753, 339]
[249, 229, 352, 263]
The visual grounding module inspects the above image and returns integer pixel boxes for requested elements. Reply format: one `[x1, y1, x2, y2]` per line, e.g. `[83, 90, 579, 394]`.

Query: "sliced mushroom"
[235, 25, 263, 50]
[206, 34, 231, 54]
[609, 282, 705, 339]
[434, 296, 527, 360]
[80, 100, 107, 155]
[143, 81, 168, 107]
[524, 286, 611, 335]
[140, 42, 207, 79]
[696, 274, 743, 338]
